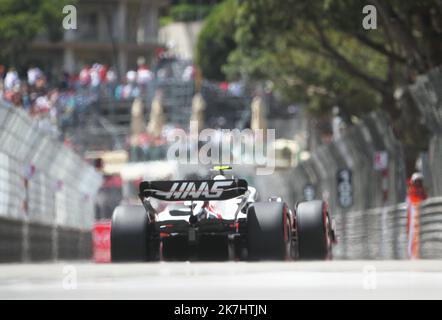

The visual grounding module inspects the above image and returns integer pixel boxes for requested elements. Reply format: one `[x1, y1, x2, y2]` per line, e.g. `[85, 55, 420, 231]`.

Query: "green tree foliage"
[229, 0, 441, 116]
[0, 0, 72, 65]
[195, 0, 237, 81]
[197, 0, 442, 117]
[170, 4, 213, 22]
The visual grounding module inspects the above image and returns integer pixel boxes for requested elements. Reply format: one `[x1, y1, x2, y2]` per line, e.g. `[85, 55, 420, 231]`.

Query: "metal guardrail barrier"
[333, 197, 442, 260]
[419, 197, 442, 259]
[332, 203, 408, 260]
[425, 134, 442, 197]
[0, 100, 102, 262]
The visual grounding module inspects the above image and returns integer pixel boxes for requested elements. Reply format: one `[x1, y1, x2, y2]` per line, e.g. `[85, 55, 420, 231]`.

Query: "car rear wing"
[139, 179, 248, 201]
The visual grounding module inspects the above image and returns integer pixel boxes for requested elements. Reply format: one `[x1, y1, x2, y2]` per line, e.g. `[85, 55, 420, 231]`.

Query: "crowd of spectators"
[0, 54, 195, 113]
[62, 61, 157, 101]
[0, 64, 62, 135]
[0, 60, 164, 135]
[0, 54, 200, 150]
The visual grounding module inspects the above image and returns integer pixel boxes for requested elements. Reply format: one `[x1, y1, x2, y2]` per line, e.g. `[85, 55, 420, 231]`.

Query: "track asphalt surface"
[0, 260, 441, 299]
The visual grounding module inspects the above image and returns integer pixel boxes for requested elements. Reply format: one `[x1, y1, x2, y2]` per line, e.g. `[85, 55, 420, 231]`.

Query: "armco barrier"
[339, 203, 408, 260]
[0, 101, 102, 262]
[0, 218, 23, 262]
[419, 197, 442, 259]
[336, 197, 442, 260]
[427, 135, 442, 196]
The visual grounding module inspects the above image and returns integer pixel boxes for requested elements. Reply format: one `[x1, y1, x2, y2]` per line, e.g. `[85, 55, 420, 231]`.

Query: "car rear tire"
[247, 202, 290, 260]
[296, 200, 331, 260]
[111, 205, 158, 262]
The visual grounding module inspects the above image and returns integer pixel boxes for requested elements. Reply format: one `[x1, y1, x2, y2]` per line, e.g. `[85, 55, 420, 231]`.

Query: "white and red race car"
[110, 166, 336, 262]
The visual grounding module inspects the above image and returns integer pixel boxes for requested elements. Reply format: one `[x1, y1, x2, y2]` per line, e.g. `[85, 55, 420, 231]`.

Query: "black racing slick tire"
[247, 202, 290, 260]
[111, 205, 158, 262]
[296, 200, 331, 260]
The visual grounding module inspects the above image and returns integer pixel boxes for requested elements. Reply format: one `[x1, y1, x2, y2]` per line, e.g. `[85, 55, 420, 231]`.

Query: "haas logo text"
[155, 181, 234, 200]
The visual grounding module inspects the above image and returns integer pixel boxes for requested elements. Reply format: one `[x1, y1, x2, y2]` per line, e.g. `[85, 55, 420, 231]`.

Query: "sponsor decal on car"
[155, 181, 235, 200]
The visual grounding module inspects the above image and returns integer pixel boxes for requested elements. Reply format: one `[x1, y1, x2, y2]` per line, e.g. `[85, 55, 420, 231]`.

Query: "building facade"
[30, 0, 168, 78]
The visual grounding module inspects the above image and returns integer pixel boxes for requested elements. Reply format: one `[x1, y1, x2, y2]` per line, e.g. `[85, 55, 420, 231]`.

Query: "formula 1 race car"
[111, 166, 335, 262]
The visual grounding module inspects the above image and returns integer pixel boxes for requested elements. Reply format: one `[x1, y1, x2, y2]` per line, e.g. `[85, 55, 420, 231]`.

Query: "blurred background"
[0, 0, 441, 263]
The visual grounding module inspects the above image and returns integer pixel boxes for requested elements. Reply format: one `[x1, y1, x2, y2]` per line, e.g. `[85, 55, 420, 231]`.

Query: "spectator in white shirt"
[27, 67, 43, 87]
[106, 68, 117, 84]
[126, 70, 137, 84]
[137, 64, 153, 85]
[4, 68, 19, 90]
[79, 65, 91, 86]
[90, 63, 102, 88]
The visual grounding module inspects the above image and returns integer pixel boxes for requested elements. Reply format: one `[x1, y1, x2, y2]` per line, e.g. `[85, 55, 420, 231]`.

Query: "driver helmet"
[213, 174, 227, 181]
